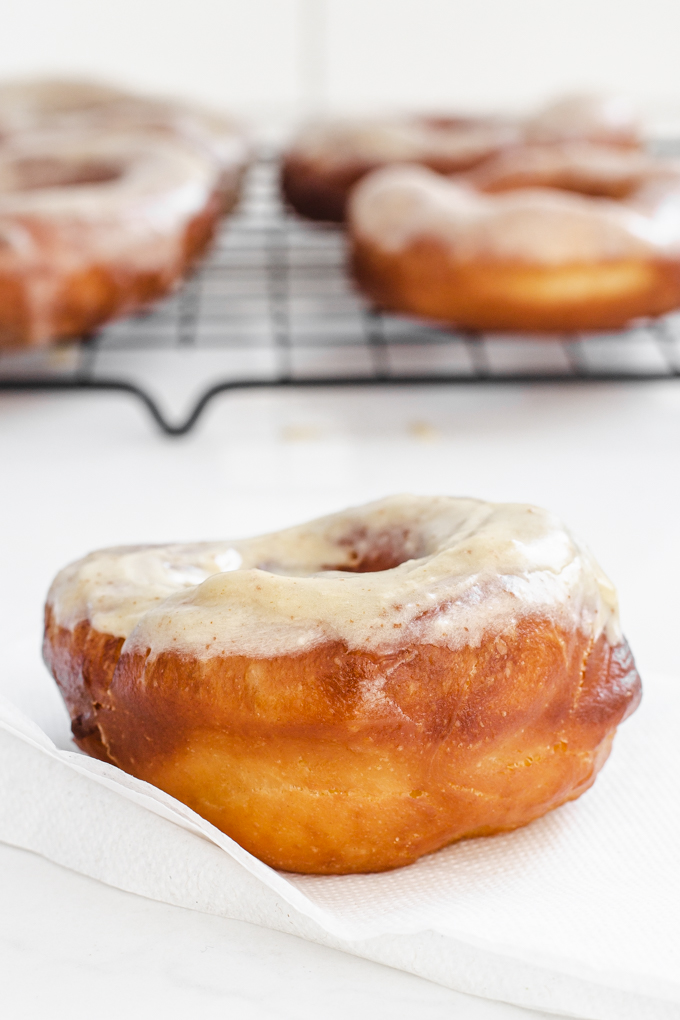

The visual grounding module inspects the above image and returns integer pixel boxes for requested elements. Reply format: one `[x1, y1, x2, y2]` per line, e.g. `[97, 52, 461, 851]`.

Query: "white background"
[2, 6, 680, 1017]
[2, 0, 680, 121]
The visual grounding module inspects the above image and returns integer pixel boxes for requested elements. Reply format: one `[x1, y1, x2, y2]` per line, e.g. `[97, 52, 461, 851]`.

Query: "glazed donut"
[43, 495, 641, 875]
[460, 141, 663, 199]
[0, 79, 250, 211]
[0, 130, 230, 348]
[349, 145, 680, 333]
[281, 95, 641, 222]
[281, 115, 519, 222]
[524, 94, 641, 148]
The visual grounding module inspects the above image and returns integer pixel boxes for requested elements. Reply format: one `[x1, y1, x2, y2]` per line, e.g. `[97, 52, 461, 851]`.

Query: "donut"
[43, 495, 641, 875]
[348, 144, 680, 333]
[0, 80, 249, 349]
[281, 96, 641, 222]
[0, 131, 228, 348]
[0, 79, 250, 211]
[281, 115, 519, 222]
[460, 141, 662, 199]
[524, 94, 641, 148]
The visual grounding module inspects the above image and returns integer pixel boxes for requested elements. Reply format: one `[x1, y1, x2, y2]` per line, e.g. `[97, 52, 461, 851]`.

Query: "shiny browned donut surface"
[351, 239, 680, 333]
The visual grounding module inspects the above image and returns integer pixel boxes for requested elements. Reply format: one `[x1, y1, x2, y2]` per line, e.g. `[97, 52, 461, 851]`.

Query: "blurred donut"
[0, 79, 250, 348]
[281, 115, 519, 222]
[524, 94, 641, 148]
[0, 79, 250, 210]
[0, 131, 226, 347]
[281, 95, 642, 222]
[349, 144, 680, 333]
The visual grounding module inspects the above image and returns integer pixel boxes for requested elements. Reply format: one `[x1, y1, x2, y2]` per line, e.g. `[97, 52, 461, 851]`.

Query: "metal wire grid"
[3, 155, 680, 435]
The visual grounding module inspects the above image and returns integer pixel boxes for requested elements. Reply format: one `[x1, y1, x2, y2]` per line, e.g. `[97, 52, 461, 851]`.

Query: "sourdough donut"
[524, 94, 641, 148]
[459, 141, 664, 198]
[349, 145, 680, 333]
[0, 79, 250, 211]
[43, 495, 641, 875]
[281, 115, 519, 222]
[281, 96, 641, 222]
[0, 130, 233, 348]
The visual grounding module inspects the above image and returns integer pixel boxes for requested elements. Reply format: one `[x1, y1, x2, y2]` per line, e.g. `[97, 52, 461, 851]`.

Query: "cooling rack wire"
[3, 153, 680, 435]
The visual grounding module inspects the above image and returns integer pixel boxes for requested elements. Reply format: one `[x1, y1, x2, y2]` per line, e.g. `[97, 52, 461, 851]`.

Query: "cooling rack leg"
[5, 367, 680, 438]
[0, 381, 185, 437]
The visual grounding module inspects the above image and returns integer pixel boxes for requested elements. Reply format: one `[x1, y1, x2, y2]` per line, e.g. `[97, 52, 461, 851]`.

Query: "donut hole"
[328, 525, 429, 573]
[7, 156, 125, 192]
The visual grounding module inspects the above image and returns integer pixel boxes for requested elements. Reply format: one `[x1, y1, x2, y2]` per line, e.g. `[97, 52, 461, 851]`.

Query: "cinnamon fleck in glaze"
[44, 496, 641, 873]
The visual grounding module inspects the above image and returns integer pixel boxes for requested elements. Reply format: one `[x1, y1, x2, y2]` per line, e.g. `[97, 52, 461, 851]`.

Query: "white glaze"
[0, 131, 218, 222]
[466, 142, 665, 193]
[47, 495, 621, 661]
[348, 162, 680, 263]
[0, 79, 250, 183]
[289, 118, 518, 169]
[287, 95, 641, 174]
[525, 94, 640, 145]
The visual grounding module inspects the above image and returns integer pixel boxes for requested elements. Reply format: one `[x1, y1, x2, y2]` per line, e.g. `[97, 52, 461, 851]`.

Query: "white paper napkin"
[1, 673, 678, 1020]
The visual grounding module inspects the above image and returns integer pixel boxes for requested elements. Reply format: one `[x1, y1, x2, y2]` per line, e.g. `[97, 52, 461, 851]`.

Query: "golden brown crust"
[43, 604, 641, 874]
[43, 604, 121, 762]
[281, 154, 371, 223]
[351, 236, 680, 333]
[0, 191, 223, 350]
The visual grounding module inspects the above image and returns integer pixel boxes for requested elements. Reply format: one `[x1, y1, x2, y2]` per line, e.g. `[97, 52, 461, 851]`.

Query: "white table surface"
[2, 378, 678, 1019]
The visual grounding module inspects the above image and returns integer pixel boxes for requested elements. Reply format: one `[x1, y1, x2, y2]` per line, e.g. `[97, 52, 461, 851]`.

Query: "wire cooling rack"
[3, 154, 680, 435]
